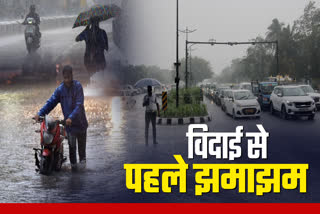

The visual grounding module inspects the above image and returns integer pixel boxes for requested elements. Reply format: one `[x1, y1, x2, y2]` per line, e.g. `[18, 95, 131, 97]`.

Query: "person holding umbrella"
[143, 85, 160, 145]
[75, 17, 109, 75]
[73, 4, 120, 75]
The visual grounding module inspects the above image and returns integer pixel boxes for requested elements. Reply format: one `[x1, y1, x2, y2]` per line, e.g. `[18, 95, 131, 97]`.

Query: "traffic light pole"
[185, 40, 280, 76]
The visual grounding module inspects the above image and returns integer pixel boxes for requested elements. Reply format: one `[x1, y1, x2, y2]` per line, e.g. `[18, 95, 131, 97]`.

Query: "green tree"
[219, 1, 320, 87]
[266, 18, 284, 42]
[178, 56, 214, 86]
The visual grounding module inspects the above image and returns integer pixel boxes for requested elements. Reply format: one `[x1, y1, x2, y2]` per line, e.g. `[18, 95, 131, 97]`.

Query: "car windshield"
[260, 84, 276, 95]
[283, 87, 306, 96]
[234, 91, 255, 100]
[241, 84, 251, 90]
[300, 85, 314, 93]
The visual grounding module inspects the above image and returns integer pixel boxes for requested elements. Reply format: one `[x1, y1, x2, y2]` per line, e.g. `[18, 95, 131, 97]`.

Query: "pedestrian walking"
[143, 85, 160, 145]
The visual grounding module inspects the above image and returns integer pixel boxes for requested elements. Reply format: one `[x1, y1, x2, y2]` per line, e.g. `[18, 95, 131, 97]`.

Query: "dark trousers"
[67, 131, 87, 165]
[145, 111, 157, 143]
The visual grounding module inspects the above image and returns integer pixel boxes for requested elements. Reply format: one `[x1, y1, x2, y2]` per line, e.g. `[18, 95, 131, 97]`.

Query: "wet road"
[0, 82, 137, 202]
[0, 27, 82, 70]
[1, 86, 320, 202]
[0, 22, 115, 81]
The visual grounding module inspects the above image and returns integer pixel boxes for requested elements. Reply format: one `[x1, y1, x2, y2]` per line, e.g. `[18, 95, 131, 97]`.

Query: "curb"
[157, 115, 212, 125]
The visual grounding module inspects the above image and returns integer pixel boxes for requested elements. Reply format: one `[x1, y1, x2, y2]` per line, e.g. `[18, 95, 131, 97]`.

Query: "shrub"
[160, 87, 207, 118]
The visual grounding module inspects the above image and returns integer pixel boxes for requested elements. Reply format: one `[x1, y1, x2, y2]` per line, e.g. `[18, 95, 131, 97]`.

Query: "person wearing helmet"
[24, 5, 41, 39]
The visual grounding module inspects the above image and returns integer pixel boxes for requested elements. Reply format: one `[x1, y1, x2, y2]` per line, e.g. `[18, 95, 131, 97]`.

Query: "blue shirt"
[38, 80, 88, 134]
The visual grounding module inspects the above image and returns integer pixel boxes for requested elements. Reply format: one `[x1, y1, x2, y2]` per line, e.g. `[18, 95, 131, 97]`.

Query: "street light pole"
[185, 39, 188, 88]
[180, 27, 196, 89]
[189, 46, 196, 87]
[276, 40, 279, 76]
[174, 0, 180, 108]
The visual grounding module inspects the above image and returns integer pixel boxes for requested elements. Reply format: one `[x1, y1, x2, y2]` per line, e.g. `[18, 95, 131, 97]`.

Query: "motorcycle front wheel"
[54, 147, 64, 171]
[39, 154, 54, 175]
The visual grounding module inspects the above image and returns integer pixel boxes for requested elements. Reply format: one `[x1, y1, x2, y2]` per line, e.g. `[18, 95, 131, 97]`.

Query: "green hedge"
[160, 87, 208, 118]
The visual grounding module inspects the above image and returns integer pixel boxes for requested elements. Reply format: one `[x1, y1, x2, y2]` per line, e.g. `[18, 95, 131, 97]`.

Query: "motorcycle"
[22, 17, 40, 53]
[33, 115, 67, 175]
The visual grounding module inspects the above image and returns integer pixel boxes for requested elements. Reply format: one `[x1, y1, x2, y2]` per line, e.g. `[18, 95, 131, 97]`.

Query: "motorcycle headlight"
[286, 101, 293, 106]
[43, 131, 54, 145]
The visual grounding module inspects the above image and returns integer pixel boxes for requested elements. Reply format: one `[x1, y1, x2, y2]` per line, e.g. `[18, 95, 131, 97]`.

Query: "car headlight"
[236, 104, 241, 108]
[312, 101, 315, 105]
[286, 101, 293, 106]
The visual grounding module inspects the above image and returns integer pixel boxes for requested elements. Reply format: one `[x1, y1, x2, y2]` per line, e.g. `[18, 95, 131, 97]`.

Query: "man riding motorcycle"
[23, 5, 41, 42]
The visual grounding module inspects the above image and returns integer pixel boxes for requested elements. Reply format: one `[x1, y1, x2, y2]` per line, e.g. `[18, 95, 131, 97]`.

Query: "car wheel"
[270, 102, 274, 115]
[232, 109, 237, 120]
[281, 105, 288, 120]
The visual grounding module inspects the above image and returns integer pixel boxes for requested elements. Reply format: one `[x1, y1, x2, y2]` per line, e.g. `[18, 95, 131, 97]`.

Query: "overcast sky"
[124, 0, 319, 74]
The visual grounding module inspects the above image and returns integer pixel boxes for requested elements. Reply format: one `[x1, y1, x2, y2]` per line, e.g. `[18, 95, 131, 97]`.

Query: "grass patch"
[160, 87, 208, 118]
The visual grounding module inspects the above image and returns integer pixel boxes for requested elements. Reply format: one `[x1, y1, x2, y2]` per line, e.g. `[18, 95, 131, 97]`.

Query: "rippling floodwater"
[0, 82, 141, 202]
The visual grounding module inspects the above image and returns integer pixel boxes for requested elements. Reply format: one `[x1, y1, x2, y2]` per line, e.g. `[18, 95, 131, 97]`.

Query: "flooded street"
[2, 83, 320, 202]
[0, 82, 142, 202]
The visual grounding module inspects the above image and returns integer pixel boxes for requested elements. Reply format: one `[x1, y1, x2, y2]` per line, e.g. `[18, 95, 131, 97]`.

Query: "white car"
[270, 86, 316, 120]
[299, 85, 320, 110]
[120, 85, 138, 96]
[239, 82, 252, 91]
[224, 90, 261, 119]
[220, 89, 232, 112]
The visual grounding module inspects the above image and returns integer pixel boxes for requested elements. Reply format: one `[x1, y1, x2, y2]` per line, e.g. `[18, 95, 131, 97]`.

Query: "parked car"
[298, 85, 320, 110]
[269, 86, 316, 120]
[224, 90, 261, 119]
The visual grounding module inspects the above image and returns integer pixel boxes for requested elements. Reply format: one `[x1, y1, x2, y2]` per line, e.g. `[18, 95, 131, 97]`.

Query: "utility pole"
[174, 0, 180, 108]
[180, 27, 196, 89]
[189, 46, 196, 87]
